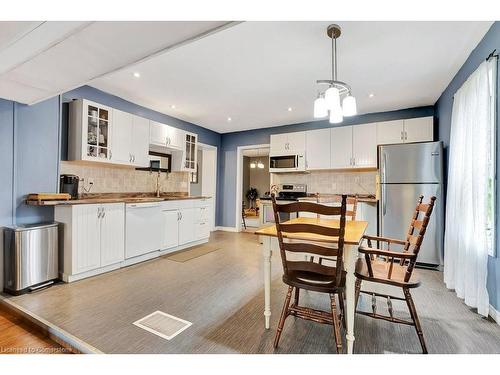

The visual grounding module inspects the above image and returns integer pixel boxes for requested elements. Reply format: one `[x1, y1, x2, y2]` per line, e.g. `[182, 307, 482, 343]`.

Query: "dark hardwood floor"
[0, 305, 69, 354]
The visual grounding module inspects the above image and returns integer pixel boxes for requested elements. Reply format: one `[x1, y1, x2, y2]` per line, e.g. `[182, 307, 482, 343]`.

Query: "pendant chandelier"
[313, 24, 357, 123]
[250, 149, 265, 169]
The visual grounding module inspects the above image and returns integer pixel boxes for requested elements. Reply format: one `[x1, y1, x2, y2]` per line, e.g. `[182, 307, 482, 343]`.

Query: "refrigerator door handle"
[382, 184, 387, 216]
[381, 151, 387, 184]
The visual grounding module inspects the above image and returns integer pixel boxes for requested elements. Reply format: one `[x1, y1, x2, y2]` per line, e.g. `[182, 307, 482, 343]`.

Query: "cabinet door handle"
[404, 131, 408, 141]
[352, 157, 355, 166]
[102, 209, 105, 218]
[401, 131, 404, 141]
[97, 207, 101, 218]
[109, 150, 112, 159]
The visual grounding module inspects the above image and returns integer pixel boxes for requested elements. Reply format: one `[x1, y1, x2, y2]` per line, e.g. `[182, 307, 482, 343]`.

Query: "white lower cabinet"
[161, 210, 180, 250]
[56, 203, 125, 281]
[100, 203, 126, 267]
[179, 208, 197, 245]
[55, 199, 211, 283]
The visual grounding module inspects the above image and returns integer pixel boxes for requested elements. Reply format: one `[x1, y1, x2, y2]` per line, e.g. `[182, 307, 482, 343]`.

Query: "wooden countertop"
[255, 217, 368, 245]
[26, 193, 211, 206]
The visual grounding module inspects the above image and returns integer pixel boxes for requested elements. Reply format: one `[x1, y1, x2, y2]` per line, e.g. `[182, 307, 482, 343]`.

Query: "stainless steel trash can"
[3, 222, 59, 295]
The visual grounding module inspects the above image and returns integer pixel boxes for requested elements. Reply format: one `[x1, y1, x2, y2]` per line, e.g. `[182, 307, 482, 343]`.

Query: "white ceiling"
[91, 21, 493, 133]
[0, 21, 233, 104]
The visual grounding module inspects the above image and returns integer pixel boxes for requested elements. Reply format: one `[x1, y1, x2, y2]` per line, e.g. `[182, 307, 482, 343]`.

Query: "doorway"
[190, 143, 217, 231]
[236, 144, 270, 232]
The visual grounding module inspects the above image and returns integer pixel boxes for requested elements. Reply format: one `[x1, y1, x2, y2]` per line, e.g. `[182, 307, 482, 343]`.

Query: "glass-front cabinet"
[69, 99, 113, 163]
[184, 132, 197, 171]
[86, 103, 110, 160]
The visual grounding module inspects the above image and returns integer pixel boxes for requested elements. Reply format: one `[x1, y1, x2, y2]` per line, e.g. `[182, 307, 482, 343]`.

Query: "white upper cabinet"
[109, 109, 149, 167]
[165, 125, 184, 150]
[69, 99, 113, 163]
[150, 120, 168, 147]
[376, 120, 405, 145]
[404, 116, 433, 143]
[270, 131, 305, 154]
[377, 117, 433, 145]
[131, 115, 150, 167]
[150, 121, 184, 150]
[69, 99, 149, 167]
[111, 109, 134, 164]
[306, 128, 331, 170]
[352, 123, 377, 168]
[270, 133, 289, 154]
[330, 126, 353, 169]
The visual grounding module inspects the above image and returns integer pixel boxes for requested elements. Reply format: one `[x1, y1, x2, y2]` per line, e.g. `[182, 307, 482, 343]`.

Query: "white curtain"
[444, 60, 495, 317]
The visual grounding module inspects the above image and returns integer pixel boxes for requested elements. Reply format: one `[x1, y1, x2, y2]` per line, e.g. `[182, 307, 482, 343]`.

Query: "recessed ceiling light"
[133, 72, 141, 78]
[227, 117, 232, 122]
[170, 104, 176, 109]
[368, 93, 375, 98]
[287, 107, 293, 112]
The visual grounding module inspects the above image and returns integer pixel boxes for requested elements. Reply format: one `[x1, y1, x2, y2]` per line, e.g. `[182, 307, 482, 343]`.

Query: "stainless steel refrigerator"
[378, 141, 443, 266]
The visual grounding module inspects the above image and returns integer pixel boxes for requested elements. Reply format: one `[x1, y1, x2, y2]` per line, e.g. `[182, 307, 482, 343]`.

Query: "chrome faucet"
[155, 170, 161, 198]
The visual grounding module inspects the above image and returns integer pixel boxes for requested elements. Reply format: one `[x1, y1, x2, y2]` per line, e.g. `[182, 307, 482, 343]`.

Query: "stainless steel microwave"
[269, 154, 306, 173]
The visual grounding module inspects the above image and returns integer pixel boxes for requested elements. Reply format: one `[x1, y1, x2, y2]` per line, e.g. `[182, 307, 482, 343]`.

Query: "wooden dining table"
[255, 217, 368, 354]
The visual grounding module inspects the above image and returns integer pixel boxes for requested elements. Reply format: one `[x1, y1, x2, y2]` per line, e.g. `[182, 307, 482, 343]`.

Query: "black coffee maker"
[60, 174, 80, 199]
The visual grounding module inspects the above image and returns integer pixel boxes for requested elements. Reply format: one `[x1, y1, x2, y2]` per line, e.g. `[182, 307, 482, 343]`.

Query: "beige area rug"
[165, 244, 220, 262]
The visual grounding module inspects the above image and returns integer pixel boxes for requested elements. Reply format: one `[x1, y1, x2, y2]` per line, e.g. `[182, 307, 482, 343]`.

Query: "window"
[487, 59, 497, 257]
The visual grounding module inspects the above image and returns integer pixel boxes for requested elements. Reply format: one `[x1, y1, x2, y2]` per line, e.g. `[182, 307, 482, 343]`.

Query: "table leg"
[263, 236, 272, 329]
[344, 243, 358, 354]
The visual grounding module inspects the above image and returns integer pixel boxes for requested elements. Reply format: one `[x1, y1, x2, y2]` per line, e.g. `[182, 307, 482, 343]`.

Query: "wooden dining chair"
[354, 195, 436, 354]
[271, 194, 348, 353]
[311, 194, 357, 265]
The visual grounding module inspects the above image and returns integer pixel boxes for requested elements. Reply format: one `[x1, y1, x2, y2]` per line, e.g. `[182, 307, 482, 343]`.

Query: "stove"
[260, 183, 307, 202]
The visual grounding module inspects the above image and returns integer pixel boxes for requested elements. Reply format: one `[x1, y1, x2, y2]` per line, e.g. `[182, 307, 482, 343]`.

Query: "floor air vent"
[133, 311, 192, 340]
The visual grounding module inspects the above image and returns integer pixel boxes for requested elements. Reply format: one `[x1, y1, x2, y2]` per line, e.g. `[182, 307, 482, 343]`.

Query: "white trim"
[215, 226, 238, 232]
[197, 142, 218, 231]
[133, 310, 192, 341]
[490, 304, 500, 325]
[235, 143, 270, 232]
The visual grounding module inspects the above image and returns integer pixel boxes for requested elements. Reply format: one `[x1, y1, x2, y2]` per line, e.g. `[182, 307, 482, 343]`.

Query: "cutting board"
[27, 193, 72, 202]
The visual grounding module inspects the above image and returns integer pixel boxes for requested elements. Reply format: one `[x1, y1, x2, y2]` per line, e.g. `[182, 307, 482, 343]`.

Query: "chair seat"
[283, 269, 346, 293]
[354, 257, 421, 288]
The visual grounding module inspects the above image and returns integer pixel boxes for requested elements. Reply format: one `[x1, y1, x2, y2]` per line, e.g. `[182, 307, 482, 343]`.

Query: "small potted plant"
[246, 187, 259, 209]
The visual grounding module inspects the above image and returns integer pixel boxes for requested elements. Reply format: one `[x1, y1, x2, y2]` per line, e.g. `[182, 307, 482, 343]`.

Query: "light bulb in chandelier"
[329, 106, 343, 124]
[313, 96, 328, 118]
[342, 95, 357, 116]
[324, 86, 340, 110]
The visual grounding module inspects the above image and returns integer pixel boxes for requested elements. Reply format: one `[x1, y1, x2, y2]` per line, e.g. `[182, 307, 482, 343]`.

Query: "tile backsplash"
[272, 170, 377, 195]
[60, 161, 190, 195]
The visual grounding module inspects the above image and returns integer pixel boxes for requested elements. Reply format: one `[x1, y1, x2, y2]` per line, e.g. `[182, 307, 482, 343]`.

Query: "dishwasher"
[125, 202, 163, 259]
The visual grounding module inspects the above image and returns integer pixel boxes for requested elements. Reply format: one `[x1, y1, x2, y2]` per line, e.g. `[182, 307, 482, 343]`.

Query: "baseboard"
[215, 226, 238, 232]
[490, 304, 500, 325]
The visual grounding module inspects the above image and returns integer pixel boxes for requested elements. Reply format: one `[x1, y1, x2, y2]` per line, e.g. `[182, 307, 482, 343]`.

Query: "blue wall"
[435, 21, 500, 311]
[218, 106, 435, 227]
[14, 98, 61, 224]
[0, 97, 61, 225]
[0, 100, 14, 228]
